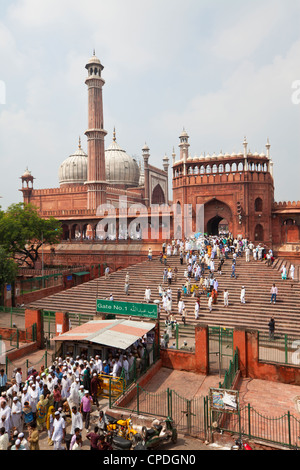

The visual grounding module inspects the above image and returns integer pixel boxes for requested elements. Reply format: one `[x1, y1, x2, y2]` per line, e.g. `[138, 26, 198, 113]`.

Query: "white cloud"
[209, 1, 286, 63]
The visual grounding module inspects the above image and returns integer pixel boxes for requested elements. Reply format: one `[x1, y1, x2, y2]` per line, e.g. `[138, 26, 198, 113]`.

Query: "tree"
[0, 246, 18, 303]
[0, 246, 18, 285]
[0, 203, 62, 268]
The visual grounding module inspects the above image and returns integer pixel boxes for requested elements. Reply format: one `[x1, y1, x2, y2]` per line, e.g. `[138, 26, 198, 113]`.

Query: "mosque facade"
[19, 53, 300, 267]
[20, 53, 169, 245]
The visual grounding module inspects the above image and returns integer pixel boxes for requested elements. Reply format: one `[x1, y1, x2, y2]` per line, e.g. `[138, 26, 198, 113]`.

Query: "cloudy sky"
[0, 0, 299, 209]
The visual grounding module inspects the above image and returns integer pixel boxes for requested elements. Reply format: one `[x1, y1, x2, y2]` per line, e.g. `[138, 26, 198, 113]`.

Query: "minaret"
[266, 138, 273, 177]
[172, 147, 176, 166]
[243, 136, 248, 171]
[163, 153, 169, 205]
[179, 128, 190, 176]
[142, 143, 150, 207]
[84, 51, 107, 210]
[20, 168, 34, 204]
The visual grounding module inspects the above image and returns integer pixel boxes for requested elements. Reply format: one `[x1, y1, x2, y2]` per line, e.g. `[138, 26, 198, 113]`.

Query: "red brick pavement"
[237, 377, 300, 417]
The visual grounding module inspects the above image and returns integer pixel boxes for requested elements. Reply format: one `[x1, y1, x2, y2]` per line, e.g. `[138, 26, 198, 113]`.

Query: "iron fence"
[219, 347, 239, 389]
[0, 306, 25, 329]
[214, 403, 300, 449]
[5, 350, 50, 380]
[111, 384, 209, 440]
[208, 326, 234, 374]
[258, 331, 300, 367]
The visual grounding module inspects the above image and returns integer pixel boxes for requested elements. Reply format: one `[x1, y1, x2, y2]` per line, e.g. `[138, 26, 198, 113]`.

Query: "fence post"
[204, 396, 208, 441]
[247, 403, 251, 438]
[137, 384, 140, 415]
[133, 358, 137, 382]
[167, 388, 172, 418]
[288, 411, 291, 447]
[109, 377, 112, 408]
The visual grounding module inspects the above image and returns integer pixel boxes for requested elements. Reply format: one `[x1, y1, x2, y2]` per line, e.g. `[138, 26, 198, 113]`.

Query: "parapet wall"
[273, 201, 300, 209]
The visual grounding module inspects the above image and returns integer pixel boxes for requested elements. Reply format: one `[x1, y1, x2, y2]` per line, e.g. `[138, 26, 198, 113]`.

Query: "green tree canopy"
[0, 246, 18, 290]
[0, 203, 62, 268]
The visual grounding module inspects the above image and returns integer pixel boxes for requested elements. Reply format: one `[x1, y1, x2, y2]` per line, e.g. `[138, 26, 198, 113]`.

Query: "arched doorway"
[61, 224, 70, 241]
[207, 216, 223, 236]
[204, 199, 232, 236]
[282, 219, 299, 243]
[152, 184, 165, 204]
[255, 224, 264, 241]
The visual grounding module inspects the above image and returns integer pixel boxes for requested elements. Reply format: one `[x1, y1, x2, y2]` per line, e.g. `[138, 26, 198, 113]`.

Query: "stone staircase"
[29, 252, 300, 337]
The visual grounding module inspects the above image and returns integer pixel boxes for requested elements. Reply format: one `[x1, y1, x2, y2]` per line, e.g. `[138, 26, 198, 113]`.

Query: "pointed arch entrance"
[151, 184, 165, 204]
[207, 216, 223, 236]
[204, 199, 232, 236]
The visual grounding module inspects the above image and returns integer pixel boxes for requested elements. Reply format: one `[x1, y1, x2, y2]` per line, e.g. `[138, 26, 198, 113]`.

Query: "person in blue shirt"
[103, 361, 110, 375]
[0, 370, 7, 394]
[55, 367, 63, 380]
[231, 262, 237, 279]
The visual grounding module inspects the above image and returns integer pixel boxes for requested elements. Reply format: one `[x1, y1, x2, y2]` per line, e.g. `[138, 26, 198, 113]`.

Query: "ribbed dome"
[59, 139, 88, 186]
[105, 132, 140, 187]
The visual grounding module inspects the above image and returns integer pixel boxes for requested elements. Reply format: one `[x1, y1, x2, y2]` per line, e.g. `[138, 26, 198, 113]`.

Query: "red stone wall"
[5, 342, 39, 362]
[173, 170, 274, 243]
[55, 312, 69, 336]
[41, 242, 163, 270]
[24, 309, 43, 348]
[239, 330, 300, 385]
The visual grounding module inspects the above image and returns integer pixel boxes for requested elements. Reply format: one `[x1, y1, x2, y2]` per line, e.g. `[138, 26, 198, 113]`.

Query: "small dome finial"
[78, 136, 81, 149]
[113, 127, 116, 142]
[93, 49, 96, 56]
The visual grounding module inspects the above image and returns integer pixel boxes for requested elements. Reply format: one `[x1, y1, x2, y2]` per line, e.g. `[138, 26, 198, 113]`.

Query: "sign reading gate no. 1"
[96, 299, 158, 319]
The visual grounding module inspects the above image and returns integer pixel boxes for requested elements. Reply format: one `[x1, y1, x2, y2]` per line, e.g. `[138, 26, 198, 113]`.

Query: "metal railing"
[215, 403, 300, 449]
[5, 350, 50, 379]
[219, 347, 239, 389]
[258, 331, 300, 367]
[115, 342, 161, 393]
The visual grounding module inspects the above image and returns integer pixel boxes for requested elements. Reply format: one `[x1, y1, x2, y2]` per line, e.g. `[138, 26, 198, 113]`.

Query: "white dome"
[59, 140, 88, 186]
[105, 134, 140, 187]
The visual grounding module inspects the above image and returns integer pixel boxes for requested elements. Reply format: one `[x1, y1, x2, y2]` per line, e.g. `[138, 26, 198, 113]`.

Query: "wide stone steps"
[30, 253, 300, 336]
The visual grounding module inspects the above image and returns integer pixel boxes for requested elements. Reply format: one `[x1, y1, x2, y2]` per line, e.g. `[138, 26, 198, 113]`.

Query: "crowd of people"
[0, 344, 150, 451]
[1, 233, 293, 450]
[151, 234, 284, 347]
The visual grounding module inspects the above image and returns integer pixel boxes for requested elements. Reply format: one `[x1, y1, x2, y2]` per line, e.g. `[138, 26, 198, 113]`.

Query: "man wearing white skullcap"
[10, 438, 25, 450]
[11, 396, 22, 433]
[0, 400, 11, 434]
[18, 432, 29, 450]
[51, 411, 66, 450]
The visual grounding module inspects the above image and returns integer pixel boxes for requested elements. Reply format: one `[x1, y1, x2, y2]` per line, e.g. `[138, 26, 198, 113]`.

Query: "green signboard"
[96, 299, 158, 319]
